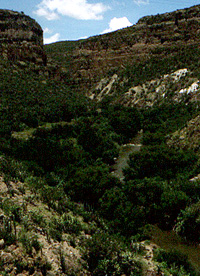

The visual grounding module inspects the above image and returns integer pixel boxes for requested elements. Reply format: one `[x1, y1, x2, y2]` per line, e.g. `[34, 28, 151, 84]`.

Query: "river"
[111, 132, 143, 181]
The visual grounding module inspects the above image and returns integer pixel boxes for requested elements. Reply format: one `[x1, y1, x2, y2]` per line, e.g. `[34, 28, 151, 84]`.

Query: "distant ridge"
[45, 4, 200, 91]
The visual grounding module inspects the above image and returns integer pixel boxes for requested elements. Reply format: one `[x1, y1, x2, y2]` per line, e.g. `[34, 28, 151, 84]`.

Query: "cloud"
[35, 6, 59, 20]
[35, 0, 109, 20]
[102, 17, 132, 34]
[133, 0, 149, 5]
[44, 33, 60, 44]
[44, 27, 52, 34]
[79, 36, 88, 40]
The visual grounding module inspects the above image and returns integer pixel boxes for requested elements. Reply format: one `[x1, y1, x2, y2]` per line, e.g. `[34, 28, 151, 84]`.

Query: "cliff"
[0, 9, 46, 64]
[45, 4, 200, 91]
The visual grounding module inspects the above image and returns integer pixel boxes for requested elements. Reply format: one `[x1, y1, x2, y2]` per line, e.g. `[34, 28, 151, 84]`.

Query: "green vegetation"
[2, 7, 200, 273]
[1, 57, 199, 271]
[154, 248, 196, 276]
[175, 201, 200, 242]
[122, 45, 200, 87]
[124, 146, 198, 181]
[83, 231, 142, 275]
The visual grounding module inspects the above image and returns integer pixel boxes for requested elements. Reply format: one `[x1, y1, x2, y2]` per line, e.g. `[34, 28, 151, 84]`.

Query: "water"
[112, 132, 142, 180]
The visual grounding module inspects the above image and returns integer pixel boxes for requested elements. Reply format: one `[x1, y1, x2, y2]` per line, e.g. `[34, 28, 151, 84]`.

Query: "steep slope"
[0, 9, 46, 64]
[0, 174, 101, 275]
[0, 161, 165, 276]
[168, 114, 200, 153]
[1, 7, 200, 276]
[45, 5, 200, 94]
[89, 68, 200, 107]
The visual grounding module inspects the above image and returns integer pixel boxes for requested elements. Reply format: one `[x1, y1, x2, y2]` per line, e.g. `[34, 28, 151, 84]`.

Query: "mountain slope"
[0, 9, 45, 65]
[1, 6, 200, 276]
[45, 4, 200, 93]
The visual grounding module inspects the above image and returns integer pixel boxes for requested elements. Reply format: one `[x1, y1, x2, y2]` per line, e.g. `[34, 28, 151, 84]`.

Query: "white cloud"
[44, 27, 52, 34]
[35, 0, 109, 20]
[79, 36, 88, 40]
[133, 0, 149, 5]
[102, 17, 132, 34]
[44, 33, 60, 44]
[35, 6, 59, 20]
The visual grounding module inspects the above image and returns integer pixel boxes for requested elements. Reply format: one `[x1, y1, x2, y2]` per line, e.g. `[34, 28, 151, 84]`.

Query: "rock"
[0, 239, 5, 249]
[46, 272, 55, 276]
[0, 213, 5, 221]
[1, 252, 13, 263]
[33, 272, 43, 276]
[0, 9, 46, 65]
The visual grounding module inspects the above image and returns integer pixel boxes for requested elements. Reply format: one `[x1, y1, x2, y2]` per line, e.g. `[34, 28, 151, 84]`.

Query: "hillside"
[45, 5, 200, 92]
[1, 6, 200, 276]
[0, 9, 45, 65]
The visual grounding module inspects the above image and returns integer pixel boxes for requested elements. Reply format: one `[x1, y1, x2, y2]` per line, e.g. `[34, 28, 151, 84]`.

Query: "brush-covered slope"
[1, 7, 200, 276]
[45, 5, 200, 93]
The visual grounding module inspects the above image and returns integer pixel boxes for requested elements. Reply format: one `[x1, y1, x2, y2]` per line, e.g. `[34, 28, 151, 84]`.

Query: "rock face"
[45, 4, 200, 89]
[0, 9, 46, 64]
[88, 68, 200, 107]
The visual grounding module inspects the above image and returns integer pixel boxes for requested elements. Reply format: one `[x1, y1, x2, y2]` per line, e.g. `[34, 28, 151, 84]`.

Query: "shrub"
[65, 164, 119, 207]
[175, 201, 200, 242]
[19, 232, 33, 255]
[60, 213, 82, 235]
[0, 216, 16, 246]
[154, 248, 196, 276]
[83, 231, 142, 275]
[2, 199, 23, 223]
[19, 231, 42, 255]
[124, 145, 198, 181]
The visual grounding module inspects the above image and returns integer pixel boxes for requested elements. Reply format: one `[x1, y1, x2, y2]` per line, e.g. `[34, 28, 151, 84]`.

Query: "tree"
[124, 145, 198, 181]
[175, 201, 200, 242]
[65, 164, 119, 207]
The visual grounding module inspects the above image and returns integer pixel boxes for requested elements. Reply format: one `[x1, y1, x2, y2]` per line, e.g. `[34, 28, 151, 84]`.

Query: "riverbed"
[112, 132, 142, 180]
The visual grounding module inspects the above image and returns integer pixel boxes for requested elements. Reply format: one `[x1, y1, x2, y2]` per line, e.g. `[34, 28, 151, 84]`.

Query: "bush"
[175, 201, 200, 242]
[107, 105, 142, 141]
[65, 164, 119, 207]
[124, 145, 198, 181]
[60, 213, 82, 235]
[154, 248, 196, 276]
[2, 198, 23, 223]
[0, 216, 16, 246]
[99, 177, 190, 234]
[83, 231, 142, 275]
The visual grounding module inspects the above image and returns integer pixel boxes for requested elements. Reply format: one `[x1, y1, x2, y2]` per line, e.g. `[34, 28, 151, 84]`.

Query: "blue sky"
[0, 0, 199, 44]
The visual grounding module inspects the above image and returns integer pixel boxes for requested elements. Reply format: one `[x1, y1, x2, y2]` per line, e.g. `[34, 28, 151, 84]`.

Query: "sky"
[0, 0, 200, 44]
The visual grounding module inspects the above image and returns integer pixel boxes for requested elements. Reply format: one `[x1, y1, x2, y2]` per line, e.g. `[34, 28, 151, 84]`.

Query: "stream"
[112, 132, 143, 181]
[111, 132, 200, 273]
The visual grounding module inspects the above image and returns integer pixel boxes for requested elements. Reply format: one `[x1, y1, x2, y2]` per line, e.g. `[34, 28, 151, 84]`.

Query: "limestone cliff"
[0, 9, 46, 64]
[45, 4, 200, 90]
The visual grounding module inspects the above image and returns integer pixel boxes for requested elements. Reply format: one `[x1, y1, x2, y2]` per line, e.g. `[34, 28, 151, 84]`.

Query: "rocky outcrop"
[45, 5, 200, 89]
[0, 9, 46, 65]
[138, 4, 200, 24]
[88, 68, 200, 107]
